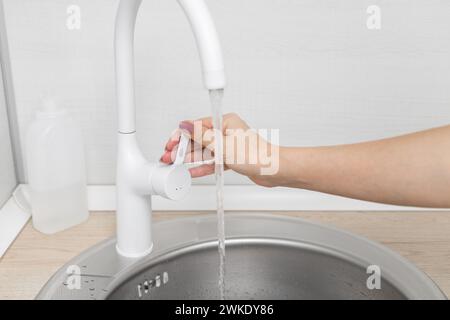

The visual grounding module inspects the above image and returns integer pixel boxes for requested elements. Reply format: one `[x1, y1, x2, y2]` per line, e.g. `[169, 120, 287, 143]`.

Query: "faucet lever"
[174, 133, 190, 165]
[151, 164, 191, 201]
[151, 133, 192, 201]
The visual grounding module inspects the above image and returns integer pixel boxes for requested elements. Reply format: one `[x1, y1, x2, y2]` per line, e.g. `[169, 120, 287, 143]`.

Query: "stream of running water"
[209, 89, 226, 300]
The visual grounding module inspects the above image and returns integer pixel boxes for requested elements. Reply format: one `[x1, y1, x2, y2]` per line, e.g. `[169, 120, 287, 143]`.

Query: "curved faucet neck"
[114, 0, 226, 133]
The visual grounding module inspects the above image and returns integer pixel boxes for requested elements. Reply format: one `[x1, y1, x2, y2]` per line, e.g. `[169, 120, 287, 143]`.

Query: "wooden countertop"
[1, 211, 449, 300]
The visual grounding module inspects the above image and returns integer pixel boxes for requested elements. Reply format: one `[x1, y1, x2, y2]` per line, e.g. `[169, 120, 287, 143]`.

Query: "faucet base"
[116, 133, 154, 258]
[116, 242, 153, 259]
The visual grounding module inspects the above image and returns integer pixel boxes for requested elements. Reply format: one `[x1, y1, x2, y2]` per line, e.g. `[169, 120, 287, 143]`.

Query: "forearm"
[277, 125, 450, 208]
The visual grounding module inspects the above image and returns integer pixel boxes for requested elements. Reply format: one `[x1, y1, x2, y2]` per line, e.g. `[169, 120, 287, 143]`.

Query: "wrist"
[256, 145, 292, 187]
[272, 146, 310, 188]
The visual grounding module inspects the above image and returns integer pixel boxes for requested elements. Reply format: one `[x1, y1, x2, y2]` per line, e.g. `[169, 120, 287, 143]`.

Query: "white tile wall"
[3, 0, 450, 184]
[0, 62, 16, 205]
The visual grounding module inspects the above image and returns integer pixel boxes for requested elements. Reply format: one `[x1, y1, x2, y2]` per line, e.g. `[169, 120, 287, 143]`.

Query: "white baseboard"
[85, 184, 440, 212]
[0, 184, 443, 257]
[12, 183, 445, 214]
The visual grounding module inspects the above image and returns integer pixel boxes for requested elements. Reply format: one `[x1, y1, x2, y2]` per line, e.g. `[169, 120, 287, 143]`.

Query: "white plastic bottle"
[26, 99, 89, 234]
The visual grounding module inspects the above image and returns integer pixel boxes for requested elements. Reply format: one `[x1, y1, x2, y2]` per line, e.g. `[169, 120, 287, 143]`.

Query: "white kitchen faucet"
[114, 0, 226, 257]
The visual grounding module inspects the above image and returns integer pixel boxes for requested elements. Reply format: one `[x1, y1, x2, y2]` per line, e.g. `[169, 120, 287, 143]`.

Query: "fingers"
[178, 121, 195, 135]
[164, 129, 181, 152]
[161, 139, 204, 165]
[165, 139, 179, 153]
[189, 163, 230, 178]
[184, 148, 214, 163]
[189, 164, 215, 178]
[161, 113, 248, 166]
[180, 118, 214, 149]
[160, 150, 172, 164]
[180, 115, 242, 149]
[161, 129, 181, 164]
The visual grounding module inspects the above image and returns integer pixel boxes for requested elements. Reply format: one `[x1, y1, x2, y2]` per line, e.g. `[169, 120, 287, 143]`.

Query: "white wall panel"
[0, 62, 16, 205]
[3, 0, 450, 184]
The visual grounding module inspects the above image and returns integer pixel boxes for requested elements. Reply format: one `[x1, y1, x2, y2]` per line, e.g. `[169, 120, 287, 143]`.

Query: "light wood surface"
[0, 211, 449, 300]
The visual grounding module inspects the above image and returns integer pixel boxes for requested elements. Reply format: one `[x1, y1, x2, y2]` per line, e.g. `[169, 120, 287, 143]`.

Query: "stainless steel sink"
[37, 214, 446, 300]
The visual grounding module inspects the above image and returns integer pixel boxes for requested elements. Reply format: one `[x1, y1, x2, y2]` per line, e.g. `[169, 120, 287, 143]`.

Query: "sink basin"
[37, 214, 446, 300]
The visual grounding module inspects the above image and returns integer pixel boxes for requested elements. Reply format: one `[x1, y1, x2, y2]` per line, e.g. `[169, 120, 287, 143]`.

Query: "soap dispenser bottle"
[26, 98, 89, 234]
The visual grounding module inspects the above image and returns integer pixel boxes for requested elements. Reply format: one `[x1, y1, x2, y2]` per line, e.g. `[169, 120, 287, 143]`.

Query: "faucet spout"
[114, 0, 225, 257]
[178, 0, 226, 90]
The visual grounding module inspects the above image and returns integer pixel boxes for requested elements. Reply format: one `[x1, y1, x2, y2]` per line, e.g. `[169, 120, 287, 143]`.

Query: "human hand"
[160, 113, 282, 187]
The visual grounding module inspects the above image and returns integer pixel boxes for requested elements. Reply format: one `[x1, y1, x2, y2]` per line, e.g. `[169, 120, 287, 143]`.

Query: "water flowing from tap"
[209, 88, 226, 300]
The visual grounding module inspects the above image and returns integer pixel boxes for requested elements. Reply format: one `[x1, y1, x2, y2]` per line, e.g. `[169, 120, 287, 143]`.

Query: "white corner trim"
[0, 186, 31, 258]
[81, 184, 442, 212]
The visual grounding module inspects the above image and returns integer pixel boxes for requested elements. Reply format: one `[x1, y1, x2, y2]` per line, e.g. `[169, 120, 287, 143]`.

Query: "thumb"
[179, 118, 216, 150]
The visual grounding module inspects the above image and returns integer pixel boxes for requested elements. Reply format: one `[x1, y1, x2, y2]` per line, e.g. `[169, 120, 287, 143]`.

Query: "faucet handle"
[174, 133, 190, 165]
[151, 133, 192, 201]
[151, 164, 191, 201]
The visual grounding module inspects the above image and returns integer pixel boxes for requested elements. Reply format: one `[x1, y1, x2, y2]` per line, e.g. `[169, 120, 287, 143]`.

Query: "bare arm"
[279, 125, 450, 207]
[161, 114, 450, 208]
